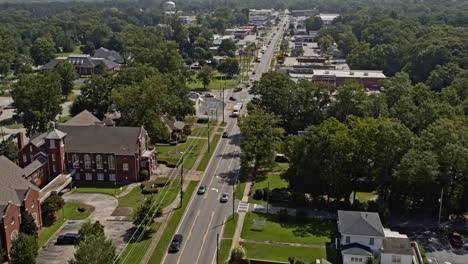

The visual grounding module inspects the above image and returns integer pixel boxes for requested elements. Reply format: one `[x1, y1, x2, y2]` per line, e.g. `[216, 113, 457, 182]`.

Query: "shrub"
[262, 187, 270, 201]
[139, 169, 149, 181]
[78, 207, 85, 213]
[253, 189, 264, 200]
[295, 210, 307, 223]
[270, 188, 291, 202]
[41, 194, 65, 226]
[153, 177, 170, 187]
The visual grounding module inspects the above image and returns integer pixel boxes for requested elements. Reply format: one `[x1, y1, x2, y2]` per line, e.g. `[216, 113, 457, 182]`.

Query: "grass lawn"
[156, 138, 207, 169]
[73, 183, 128, 196]
[235, 181, 247, 201]
[55, 45, 82, 57]
[350, 191, 379, 203]
[191, 126, 215, 138]
[217, 127, 225, 133]
[249, 173, 289, 205]
[117, 180, 180, 211]
[73, 82, 86, 90]
[187, 77, 239, 91]
[241, 212, 335, 245]
[223, 213, 238, 239]
[67, 93, 79, 102]
[219, 239, 233, 264]
[57, 115, 72, 123]
[240, 242, 327, 263]
[38, 202, 90, 247]
[196, 134, 221, 171]
[118, 222, 161, 263]
[0, 119, 24, 129]
[148, 181, 198, 263]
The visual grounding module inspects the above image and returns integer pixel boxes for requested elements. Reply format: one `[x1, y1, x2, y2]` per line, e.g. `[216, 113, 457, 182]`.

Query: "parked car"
[56, 233, 80, 245]
[169, 234, 183, 252]
[197, 184, 206, 195]
[3, 104, 14, 109]
[7, 133, 17, 141]
[252, 71, 256, 75]
[229, 96, 237, 101]
[449, 233, 464, 247]
[233, 87, 242, 92]
[222, 132, 229, 138]
[205, 93, 215, 98]
[275, 154, 289, 163]
[220, 193, 229, 202]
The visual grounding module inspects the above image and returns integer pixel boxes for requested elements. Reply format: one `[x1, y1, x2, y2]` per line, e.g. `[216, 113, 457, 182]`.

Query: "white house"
[337, 210, 415, 264]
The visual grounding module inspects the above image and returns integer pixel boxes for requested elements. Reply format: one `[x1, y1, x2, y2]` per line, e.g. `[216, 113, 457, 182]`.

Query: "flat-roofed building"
[312, 70, 387, 90]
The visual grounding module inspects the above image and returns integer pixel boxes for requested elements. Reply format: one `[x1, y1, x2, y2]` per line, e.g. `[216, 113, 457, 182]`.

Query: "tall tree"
[69, 234, 116, 264]
[329, 80, 367, 121]
[217, 57, 239, 77]
[10, 233, 39, 264]
[53, 60, 76, 98]
[78, 221, 104, 242]
[217, 39, 237, 57]
[0, 139, 18, 163]
[20, 210, 38, 238]
[304, 16, 323, 32]
[197, 65, 213, 89]
[317, 35, 334, 55]
[30, 37, 56, 66]
[11, 72, 62, 136]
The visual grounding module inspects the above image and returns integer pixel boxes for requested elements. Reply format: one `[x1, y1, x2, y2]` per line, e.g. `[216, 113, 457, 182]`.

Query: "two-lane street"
[162, 17, 288, 264]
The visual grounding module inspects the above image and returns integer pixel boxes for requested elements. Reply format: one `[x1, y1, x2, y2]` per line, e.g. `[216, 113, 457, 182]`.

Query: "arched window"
[72, 154, 79, 168]
[10, 230, 18, 241]
[30, 201, 35, 208]
[10, 216, 15, 225]
[108, 156, 115, 170]
[84, 154, 91, 169]
[96, 155, 103, 169]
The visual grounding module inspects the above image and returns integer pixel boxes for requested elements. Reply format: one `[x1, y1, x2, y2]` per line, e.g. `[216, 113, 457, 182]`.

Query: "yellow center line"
[176, 209, 201, 264]
[194, 211, 215, 264]
[217, 152, 237, 200]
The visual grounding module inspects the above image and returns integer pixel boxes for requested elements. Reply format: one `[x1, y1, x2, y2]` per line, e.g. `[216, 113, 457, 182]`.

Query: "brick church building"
[17, 110, 157, 185]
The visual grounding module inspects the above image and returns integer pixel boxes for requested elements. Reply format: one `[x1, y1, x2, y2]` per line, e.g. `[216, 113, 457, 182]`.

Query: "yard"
[118, 222, 161, 263]
[250, 163, 290, 205]
[55, 45, 83, 57]
[240, 242, 329, 263]
[155, 138, 207, 169]
[38, 202, 91, 247]
[241, 212, 336, 245]
[72, 183, 128, 196]
[0, 119, 24, 129]
[191, 126, 215, 138]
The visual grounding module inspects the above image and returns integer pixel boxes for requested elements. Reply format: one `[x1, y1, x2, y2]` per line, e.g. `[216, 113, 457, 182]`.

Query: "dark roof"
[338, 210, 385, 237]
[64, 110, 101, 126]
[0, 156, 39, 213]
[93, 47, 124, 64]
[341, 243, 373, 256]
[41, 55, 118, 71]
[381, 237, 413, 255]
[56, 125, 141, 155]
[22, 156, 47, 176]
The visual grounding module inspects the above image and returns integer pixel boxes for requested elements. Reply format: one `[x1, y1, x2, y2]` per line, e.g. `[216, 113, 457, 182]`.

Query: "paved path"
[115, 183, 139, 198]
[240, 238, 327, 248]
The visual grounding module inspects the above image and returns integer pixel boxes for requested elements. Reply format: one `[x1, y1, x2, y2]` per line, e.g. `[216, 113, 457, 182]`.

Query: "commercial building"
[312, 70, 387, 90]
[291, 9, 320, 17]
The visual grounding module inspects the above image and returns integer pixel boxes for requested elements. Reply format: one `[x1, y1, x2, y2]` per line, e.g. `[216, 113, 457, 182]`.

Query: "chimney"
[17, 132, 24, 150]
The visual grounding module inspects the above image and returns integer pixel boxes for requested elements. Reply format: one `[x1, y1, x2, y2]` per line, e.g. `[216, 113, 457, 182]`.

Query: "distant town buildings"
[291, 9, 320, 17]
[249, 9, 274, 26]
[312, 70, 387, 91]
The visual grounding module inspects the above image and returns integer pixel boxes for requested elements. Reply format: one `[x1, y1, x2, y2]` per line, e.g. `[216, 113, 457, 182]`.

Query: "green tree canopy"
[30, 37, 56, 66]
[53, 60, 76, 97]
[10, 233, 38, 264]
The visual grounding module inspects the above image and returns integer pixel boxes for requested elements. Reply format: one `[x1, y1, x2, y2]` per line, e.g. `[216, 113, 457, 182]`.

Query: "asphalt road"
[161, 17, 288, 264]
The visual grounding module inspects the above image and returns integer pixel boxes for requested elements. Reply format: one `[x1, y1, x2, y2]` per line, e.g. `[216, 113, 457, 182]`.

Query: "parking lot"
[36, 193, 134, 264]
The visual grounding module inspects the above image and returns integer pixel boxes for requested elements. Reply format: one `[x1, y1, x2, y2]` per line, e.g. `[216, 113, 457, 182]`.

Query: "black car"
[233, 87, 242, 92]
[169, 234, 183, 252]
[252, 71, 256, 75]
[56, 233, 80, 245]
[229, 96, 237, 101]
[222, 132, 229, 138]
[197, 184, 206, 195]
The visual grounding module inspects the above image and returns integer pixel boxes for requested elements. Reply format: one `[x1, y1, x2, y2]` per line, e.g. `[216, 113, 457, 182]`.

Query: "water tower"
[162, 1, 176, 12]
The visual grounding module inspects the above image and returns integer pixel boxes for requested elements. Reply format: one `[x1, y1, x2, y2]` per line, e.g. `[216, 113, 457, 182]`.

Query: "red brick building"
[0, 156, 42, 255]
[17, 110, 157, 185]
[312, 70, 387, 91]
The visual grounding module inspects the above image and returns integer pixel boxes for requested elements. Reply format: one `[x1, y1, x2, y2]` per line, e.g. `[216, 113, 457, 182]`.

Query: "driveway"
[37, 192, 134, 264]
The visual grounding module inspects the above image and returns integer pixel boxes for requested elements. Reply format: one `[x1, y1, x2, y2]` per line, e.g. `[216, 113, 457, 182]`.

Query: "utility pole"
[266, 181, 270, 214]
[216, 233, 219, 264]
[438, 187, 444, 226]
[207, 115, 210, 151]
[180, 156, 184, 208]
[222, 78, 225, 124]
[232, 180, 235, 217]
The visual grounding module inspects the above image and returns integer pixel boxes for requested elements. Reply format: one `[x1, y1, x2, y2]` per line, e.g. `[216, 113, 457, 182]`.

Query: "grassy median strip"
[217, 213, 239, 263]
[148, 181, 198, 263]
[235, 181, 247, 201]
[223, 213, 239, 239]
[38, 202, 91, 247]
[118, 222, 161, 264]
[218, 239, 233, 264]
[197, 134, 221, 171]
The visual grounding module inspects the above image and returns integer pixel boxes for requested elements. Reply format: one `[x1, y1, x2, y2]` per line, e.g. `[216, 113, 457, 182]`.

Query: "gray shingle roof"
[338, 210, 385, 237]
[341, 243, 373, 256]
[56, 125, 141, 155]
[45, 128, 67, 139]
[0, 156, 39, 213]
[93, 47, 124, 64]
[63, 110, 100, 126]
[381, 237, 413, 255]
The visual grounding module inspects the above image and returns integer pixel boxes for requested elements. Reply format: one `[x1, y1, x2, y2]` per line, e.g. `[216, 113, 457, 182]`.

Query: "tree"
[337, 31, 358, 57]
[10, 233, 38, 264]
[30, 37, 56, 66]
[217, 39, 237, 57]
[238, 107, 284, 176]
[230, 245, 246, 263]
[0, 26, 22, 76]
[80, 41, 95, 55]
[69, 234, 116, 264]
[305, 16, 323, 32]
[78, 221, 104, 242]
[41, 194, 64, 225]
[11, 72, 62, 136]
[329, 80, 368, 121]
[71, 73, 114, 119]
[20, 210, 38, 237]
[217, 57, 239, 77]
[317, 35, 334, 55]
[53, 60, 76, 98]
[197, 65, 213, 89]
[94, 63, 106, 75]
[347, 41, 372, 69]
[0, 139, 18, 163]
[426, 63, 462, 92]
[133, 196, 156, 226]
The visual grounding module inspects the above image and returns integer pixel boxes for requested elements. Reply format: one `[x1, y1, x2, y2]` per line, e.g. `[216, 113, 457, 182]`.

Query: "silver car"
[220, 193, 229, 203]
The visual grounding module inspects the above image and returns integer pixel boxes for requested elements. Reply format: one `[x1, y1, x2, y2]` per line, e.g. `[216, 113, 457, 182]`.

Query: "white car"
[220, 193, 229, 203]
